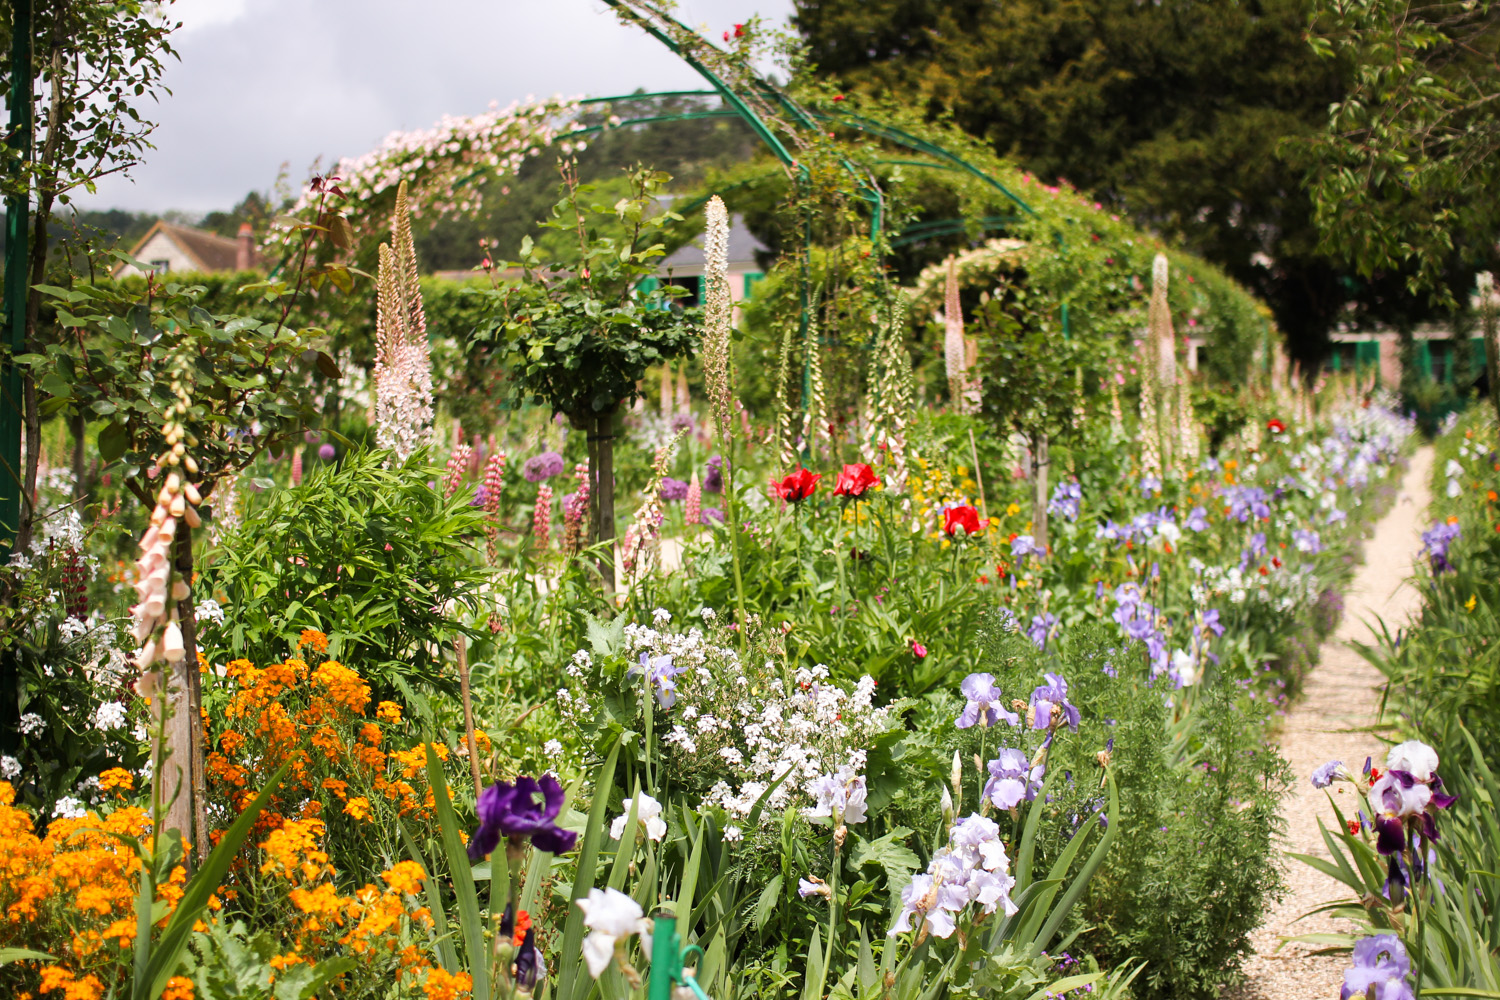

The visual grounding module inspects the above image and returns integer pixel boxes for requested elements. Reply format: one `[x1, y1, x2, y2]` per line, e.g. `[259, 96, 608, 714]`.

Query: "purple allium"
[1029, 672, 1080, 731]
[670, 413, 695, 434]
[318, 443, 336, 461]
[1186, 506, 1210, 532]
[984, 748, 1043, 810]
[522, 450, 566, 483]
[700, 507, 724, 524]
[470, 488, 487, 508]
[955, 673, 1020, 729]
[704, 455, 724, 494]
[1339, 934, 1413, 1000]
[469, 774, 577, 860]
[661, 477, 689, 502]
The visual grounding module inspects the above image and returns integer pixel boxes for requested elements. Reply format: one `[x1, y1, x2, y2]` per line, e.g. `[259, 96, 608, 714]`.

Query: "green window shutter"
[742, 271, 764, 298]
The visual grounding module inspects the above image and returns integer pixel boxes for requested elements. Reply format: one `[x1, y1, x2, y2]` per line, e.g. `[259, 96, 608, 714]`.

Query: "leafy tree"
[0, 0, 178, 552]
[1299, 0, 1500, 299]
[790, 0, 1452, 364]
[473, 165, 698, 588]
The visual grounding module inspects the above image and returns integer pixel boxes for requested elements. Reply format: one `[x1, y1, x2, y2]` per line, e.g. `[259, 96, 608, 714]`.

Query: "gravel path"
[1227, 445, 1435, 1000]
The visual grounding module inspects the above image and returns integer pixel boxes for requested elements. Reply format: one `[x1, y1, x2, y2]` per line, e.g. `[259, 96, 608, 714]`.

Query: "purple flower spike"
[469, 774, 578, 860]
[956, 673, 1019, 729]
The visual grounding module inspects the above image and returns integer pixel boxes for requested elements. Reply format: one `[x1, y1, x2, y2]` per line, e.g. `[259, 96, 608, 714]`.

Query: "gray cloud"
[83, 0, 794, 214]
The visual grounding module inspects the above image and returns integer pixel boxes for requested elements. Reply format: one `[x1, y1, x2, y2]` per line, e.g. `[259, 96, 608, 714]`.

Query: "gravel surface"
[1226, 446, 1434, 1000]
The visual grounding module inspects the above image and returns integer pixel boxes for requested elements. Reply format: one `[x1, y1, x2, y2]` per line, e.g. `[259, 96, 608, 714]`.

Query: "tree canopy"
[791, 0, 1464, 360]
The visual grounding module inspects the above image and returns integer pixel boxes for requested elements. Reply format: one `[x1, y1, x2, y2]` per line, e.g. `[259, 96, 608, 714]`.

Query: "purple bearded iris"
[984, 748, 1044, 810]
[1026, 614, 1058, 650]
[955, 673, 1020, 729]
[1311, 760, 1353, 788]
[1368, 767, 1457, 855]
[1421, 521, 1461, 574]
[628, 653, 686, 709]
[469, 774, 578, 860]
[1030, 673, 1080, 731]
[1340, 934, 1414, 1000]
[1186, 506, 1210, 532]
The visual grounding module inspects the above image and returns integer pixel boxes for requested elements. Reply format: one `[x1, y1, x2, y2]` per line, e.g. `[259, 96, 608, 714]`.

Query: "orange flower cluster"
[0, 783, 198, 999]
[206, 651, 478, 833]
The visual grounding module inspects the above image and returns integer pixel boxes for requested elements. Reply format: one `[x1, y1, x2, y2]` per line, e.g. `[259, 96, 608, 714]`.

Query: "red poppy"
[832, 94, 846, 102]
[833, 463, 881, 498]
[733, 22, 745, 36]
[944, 505, 983, 537]
[771, 467, 821, 502]
[1267, 418, 1286, 434]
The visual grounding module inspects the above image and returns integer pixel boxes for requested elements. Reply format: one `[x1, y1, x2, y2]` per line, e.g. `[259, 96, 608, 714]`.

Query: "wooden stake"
[968, 427, 989, 522]
[456, 636, 483, 792]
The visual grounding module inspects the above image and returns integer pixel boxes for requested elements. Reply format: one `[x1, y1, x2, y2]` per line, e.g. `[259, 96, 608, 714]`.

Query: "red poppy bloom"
[833, 463, 881, 498]
[944, 505, 983, 537]
[733, 22, 745, 36]
[1267, 418, 1286, 434]
[771, 467, 821, 502]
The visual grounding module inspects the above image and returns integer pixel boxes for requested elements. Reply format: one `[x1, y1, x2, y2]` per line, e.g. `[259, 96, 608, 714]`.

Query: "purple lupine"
[956, 673, 1020, 729]
[469, 775, 578, 860]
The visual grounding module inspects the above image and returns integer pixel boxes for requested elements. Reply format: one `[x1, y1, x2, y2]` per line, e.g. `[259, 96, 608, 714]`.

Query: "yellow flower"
[382, 860, 426, 896]
[1466, 594, 1477, 613]
[98, 768, 133, 795]
[1005, 503, 1020, 517]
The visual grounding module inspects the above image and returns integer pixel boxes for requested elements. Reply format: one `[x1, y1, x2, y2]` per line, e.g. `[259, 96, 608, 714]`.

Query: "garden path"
[1228, 445, 1434, 1000]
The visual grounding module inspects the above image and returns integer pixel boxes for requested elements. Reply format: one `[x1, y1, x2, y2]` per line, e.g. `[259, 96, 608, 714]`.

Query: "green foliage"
[197, 449, 491, 697]
[473, 166, 699, 419]
[1299, 0, 1500, 300]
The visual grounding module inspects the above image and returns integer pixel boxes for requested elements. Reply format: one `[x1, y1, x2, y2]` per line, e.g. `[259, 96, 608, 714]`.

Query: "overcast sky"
[81, 0, 795, 216]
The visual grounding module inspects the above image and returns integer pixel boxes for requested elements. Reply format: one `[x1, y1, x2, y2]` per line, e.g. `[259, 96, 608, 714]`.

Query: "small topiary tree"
[473, 164, 698, 589]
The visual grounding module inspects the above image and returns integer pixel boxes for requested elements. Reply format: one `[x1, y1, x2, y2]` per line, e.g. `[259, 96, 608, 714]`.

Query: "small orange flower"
[376, 701, 403, 724]
[162, 976, 194, 1000]
[382, 860, 426, 895]
[298, 629, 330, 654]
[343, 797, 372, 822]
[98, 768, 133, 795]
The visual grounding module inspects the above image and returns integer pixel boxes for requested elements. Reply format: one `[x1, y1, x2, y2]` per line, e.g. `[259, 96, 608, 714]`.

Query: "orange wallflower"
[96, 769, 133, 795]
[382, 861, 426, 896]
[298, 629, 330, 654]
[343, 798, 371, 822]
[375, 701, 403, 724]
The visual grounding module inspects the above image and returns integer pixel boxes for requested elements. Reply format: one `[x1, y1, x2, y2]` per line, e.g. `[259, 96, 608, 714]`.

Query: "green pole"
[648, 913, 680, 1000]
[2, 0, 32, 552]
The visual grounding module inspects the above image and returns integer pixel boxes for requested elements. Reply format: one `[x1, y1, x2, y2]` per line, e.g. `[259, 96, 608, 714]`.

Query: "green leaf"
[39, 373, 73, 399]
[0, 948, 56, 965]
[754, 874, 783, 930]
[98, 421, 128, 463]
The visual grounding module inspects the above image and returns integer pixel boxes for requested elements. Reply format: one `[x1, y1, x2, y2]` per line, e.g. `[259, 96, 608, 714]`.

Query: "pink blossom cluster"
[533, 484, 554, 551]
[483, 452, 507, 515]
[562, 463, 590, 554]
[289, 95, 583, 235]
[445, 444, 472, 498]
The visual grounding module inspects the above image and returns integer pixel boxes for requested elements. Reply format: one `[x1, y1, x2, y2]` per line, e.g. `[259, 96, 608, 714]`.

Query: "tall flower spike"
[802, 307, 830, 460]
[532, 485, 553, 551]
[703, 197, 735, 447]
[445, 443, 472, 498]
[944, 256, 970, 413]
[373, 187, 434, 463]
[870, 297, 914, 493]
[1146, 254, 1175, 471]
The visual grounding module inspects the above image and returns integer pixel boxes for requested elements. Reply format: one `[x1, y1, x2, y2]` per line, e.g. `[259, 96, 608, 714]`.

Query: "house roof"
[116, 220, 256, 274]
[661, 213, 767, 270]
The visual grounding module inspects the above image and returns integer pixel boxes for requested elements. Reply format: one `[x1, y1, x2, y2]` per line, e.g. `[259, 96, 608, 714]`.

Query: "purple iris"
[1048, 482, 1082, 522]
[1186, 506, 1210, 532]
[1027, 613, 1057, 651]
[1368, 769, 1457, 855]
[1029, 673, 1080, 731]
[469, 775, 578, 860]
[629, 653, 685, 708]
[956, 673, 1020, 729]
[704, 455, 724, 494]
[661, 477, 689, 502]
[984, 748, 1044, 810]
[1421, 521, 1461, 574]
[1200, 608, 1225, 637]
[1140, 475, 1162, 495]
[522, 451, 566, 483]
[1311, 760, 1350, 788]
[1293, 528, 1324, 554]
[514, 926, 542, 989]
[1011, 535, 1040, 559]
[1339, 934, 1413, 1000]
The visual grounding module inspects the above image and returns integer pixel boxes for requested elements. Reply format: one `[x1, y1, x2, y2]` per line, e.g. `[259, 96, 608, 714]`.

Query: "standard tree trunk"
[1030, 431, 1049, 552]
[589, 406, 618, 592]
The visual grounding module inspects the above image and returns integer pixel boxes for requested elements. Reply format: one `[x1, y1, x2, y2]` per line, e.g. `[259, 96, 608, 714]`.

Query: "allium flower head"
[522, 451, 565, 483]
